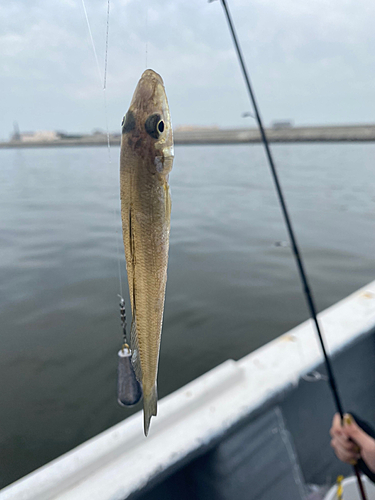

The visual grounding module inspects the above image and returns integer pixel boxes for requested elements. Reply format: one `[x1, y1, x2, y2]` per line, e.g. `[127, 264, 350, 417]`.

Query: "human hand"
[330, 413, 375, 473]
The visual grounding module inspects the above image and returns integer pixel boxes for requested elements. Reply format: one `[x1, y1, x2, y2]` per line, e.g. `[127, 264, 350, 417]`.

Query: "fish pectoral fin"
[143, 384, 158, 437]
[164, 183, 171, 219]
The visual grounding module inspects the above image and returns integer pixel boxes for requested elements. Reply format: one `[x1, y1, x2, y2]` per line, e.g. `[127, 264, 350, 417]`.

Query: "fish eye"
[145, 113, 163, 139]
[157, 120, 164, 133]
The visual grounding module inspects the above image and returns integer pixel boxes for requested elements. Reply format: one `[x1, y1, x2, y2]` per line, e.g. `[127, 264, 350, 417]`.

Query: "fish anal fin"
[130, 316, 142, 383]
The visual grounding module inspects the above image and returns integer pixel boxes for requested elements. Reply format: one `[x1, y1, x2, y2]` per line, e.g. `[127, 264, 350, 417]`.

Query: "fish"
[120, 69, 174, 436]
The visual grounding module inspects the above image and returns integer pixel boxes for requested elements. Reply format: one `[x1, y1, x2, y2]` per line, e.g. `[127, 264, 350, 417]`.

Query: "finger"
[332, 413, 342, 430]
[332, 432, 360, 452]
[330, 413, 344, 437]
[331, 438, 361, 463]
[330, 427, 345, 438]
[338, 438, 360, 453]
[331, 437, 360, 457]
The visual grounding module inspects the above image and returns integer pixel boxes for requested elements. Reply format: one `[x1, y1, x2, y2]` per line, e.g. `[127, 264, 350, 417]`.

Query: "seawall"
[2, 124, 375, 148]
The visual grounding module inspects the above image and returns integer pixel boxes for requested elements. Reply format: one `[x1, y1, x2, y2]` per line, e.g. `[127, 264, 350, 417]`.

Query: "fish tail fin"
[143, 384, 158, 437]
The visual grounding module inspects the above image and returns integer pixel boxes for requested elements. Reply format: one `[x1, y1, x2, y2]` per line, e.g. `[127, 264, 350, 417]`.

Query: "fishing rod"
[210, 0, 368, 498]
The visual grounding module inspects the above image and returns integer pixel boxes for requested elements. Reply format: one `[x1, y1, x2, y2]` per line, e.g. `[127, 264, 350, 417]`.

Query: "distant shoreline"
[2, 124, 375, 148]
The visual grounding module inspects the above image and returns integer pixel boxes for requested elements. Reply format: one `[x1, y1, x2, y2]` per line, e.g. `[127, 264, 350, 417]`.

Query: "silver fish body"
[120, 69, 173, 436]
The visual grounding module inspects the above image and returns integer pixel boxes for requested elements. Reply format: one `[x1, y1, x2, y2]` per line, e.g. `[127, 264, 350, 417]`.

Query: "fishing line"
[81, 0, 103, 85]
[145, 5, 149, 69]
[102, 0, 124, 300]
[212, 0, 367, 497]
[103, 0, 112, 162]
[103, 0, 110, 91]
[79, 0, 143, 407]
[80, 0, 136, 408]
[101, 8, 125, 303]
[80, 0, 124, 299]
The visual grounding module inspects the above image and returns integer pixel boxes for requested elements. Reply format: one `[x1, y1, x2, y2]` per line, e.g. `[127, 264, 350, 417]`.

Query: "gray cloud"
[1, 0, 375, 139]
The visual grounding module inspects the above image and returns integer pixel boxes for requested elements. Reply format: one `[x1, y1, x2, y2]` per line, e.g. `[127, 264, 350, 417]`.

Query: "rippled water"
[0, 143, 374, 487]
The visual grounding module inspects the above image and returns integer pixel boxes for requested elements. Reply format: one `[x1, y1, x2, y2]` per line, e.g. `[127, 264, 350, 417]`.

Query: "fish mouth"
[137, 70, 164, 97]
[140, 69, 164, 85]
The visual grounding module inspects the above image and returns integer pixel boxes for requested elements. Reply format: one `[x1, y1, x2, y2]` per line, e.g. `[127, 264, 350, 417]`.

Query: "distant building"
[174, 125, 220, 132]
[56, 131, 84, 140]
[271, 120, 294, 129]
[92, 128, 105, 136]
[20, 131, 59, 142]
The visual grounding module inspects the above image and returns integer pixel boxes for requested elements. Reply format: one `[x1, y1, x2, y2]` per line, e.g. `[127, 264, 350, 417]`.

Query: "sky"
[1, 0, 375, 140]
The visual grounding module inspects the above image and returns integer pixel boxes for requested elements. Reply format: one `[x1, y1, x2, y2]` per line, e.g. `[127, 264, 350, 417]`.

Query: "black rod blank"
[218, 0, 343, 418]
[215, 0, 367, 497]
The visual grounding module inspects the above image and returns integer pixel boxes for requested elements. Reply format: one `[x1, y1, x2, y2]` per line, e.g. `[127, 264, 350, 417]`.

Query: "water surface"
[0, 143, 374, 487]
